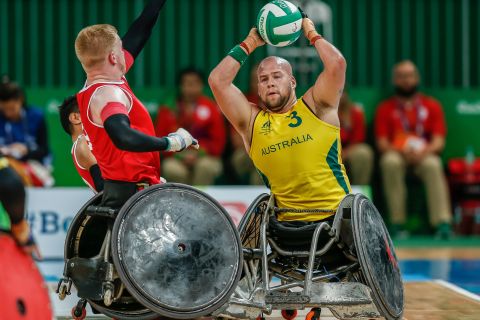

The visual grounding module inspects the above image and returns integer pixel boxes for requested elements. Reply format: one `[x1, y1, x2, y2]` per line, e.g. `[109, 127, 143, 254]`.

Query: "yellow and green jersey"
[250, 98, 351, 221]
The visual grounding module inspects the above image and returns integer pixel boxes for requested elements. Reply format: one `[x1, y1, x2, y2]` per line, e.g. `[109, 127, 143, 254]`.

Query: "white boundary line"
[434, 279, 480, 302]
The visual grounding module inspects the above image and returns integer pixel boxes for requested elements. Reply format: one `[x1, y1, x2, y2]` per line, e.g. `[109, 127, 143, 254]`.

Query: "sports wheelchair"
[56, 183, 403, 320]
[215, 193, 404, 320]
[56, 183, 242, 319]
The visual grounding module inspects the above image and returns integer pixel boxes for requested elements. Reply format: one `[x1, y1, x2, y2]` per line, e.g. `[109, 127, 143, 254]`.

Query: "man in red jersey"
[155, 67, 226, 185]
[339, 91, 373, 185]
[59, 95, 104, 193]
[75, 0, 198, 208]
[375, 60, 451, 238]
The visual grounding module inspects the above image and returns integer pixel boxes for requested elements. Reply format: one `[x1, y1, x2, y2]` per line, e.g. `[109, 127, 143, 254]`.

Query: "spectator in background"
[375, 60, 452, 238]
[339, 91, 373, 185]
[230, 64, 263, 185]
[0, 77, 53, 187]
[155, 67, 226, 185]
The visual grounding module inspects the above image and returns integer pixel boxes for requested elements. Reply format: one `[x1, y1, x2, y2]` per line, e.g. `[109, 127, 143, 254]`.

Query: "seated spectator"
[0, 77, 53, 187]
[155, 67, 226, 185]
[230, 64, 263, 185]
[339, 91, 373, 185]
[58, 95, 104, 192]
[375, 60, 452, 238]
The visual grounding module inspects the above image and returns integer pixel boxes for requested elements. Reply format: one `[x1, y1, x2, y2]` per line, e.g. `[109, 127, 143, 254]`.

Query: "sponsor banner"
[22, 185, 368, 259]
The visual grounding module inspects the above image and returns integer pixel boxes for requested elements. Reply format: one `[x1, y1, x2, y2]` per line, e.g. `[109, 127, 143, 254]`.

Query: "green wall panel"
[0, 0, 478, 90]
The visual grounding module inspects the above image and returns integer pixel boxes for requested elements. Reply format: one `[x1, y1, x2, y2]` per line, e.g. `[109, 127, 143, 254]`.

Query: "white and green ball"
[257, 0, 303, 47]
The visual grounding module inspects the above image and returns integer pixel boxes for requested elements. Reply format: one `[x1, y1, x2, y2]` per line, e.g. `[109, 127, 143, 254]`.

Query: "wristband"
[309, 35, 323, 46]
[239, 41, 250, 54]
[228, 45, 249, 66]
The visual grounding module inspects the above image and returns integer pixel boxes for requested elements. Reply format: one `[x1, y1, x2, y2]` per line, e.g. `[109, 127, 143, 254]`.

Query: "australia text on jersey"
[261, 134, 313, 156]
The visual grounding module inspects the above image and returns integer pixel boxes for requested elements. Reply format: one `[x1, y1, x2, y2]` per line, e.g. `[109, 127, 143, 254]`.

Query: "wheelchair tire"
[351, 194, 404, 320]
[238, 193, 270, 248]
[111, 183, 243, 319]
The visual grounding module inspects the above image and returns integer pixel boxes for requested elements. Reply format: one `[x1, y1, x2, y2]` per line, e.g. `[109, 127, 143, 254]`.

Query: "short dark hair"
[58, 95, 79, 135]
[0, 76, 25, 102]
[176, 67, 205, 86]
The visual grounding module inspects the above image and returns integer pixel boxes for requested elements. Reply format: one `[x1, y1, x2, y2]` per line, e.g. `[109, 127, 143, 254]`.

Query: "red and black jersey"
[76, 50, 160, 184]
[71, 135, 97, 192]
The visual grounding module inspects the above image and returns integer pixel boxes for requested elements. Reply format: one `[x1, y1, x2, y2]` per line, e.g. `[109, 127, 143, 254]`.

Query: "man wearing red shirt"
[339, 91, 373, 185]
[375, 60, 451, 238]
[155, 68, 226, 185]
[75, 0, 197, 208]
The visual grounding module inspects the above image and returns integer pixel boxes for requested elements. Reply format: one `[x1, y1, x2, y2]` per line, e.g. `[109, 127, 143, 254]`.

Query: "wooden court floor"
[73, 283, 480, 320]
[268, 281, 480, 320]
[268, 247, 480, 320]
[76, 248, 480, 320]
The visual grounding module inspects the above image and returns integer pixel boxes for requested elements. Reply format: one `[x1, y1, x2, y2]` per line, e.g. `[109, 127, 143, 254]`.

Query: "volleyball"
[256, 0, 303, 47]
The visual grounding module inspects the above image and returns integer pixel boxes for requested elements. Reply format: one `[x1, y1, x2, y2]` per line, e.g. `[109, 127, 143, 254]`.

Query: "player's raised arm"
[121, 0, 167, 70]
[90, 85, 198, 153]
[302, 18, 347, 123]
[209, 28, 265, 141]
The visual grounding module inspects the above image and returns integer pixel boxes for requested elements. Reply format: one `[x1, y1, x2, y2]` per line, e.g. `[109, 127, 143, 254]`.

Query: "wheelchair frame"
[215, 193, 397, 320]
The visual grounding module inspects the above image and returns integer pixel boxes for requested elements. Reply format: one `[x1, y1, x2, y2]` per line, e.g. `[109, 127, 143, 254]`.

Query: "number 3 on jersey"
[287, 111, 302, 128]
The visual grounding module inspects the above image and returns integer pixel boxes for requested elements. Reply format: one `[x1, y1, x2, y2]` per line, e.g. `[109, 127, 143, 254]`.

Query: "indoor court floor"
[45, 238, 480, 320]
[270, 244, 480, 320]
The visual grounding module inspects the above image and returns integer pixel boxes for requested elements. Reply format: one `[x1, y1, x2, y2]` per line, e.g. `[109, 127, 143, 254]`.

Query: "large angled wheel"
[111, 183, 243, 319]
[351, 194, 404, 320]
[238, 193, 270, 248]
[235, 193, 269, 300]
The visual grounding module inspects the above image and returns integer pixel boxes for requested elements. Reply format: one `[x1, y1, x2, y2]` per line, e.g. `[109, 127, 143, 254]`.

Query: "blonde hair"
[75, 24, 119, 69]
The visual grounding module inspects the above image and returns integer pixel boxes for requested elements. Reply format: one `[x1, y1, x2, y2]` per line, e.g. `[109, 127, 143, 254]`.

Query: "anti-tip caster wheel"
[103, 287, 113, 306]
[71, 305, 87, 320]
[57, 283, 67, 301]
[305, 308, 321, 320]
[282, 309, 298, 320]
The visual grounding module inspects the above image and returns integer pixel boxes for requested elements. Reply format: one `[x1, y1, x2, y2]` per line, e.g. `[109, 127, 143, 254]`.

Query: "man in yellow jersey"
[209, 17, 350, 223]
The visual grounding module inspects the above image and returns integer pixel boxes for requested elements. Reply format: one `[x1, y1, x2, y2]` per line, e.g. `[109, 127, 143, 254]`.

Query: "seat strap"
[273, 207, 336, 214]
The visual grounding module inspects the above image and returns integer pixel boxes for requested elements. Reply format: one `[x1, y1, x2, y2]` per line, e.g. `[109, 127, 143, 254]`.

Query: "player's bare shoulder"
[91, 85, 130, 107]
[89, 85, 131, 125]
[74, 136, 97, 169]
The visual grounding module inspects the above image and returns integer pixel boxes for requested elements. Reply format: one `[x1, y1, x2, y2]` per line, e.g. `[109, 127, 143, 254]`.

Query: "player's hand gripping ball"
[256, 0, 303, 47]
